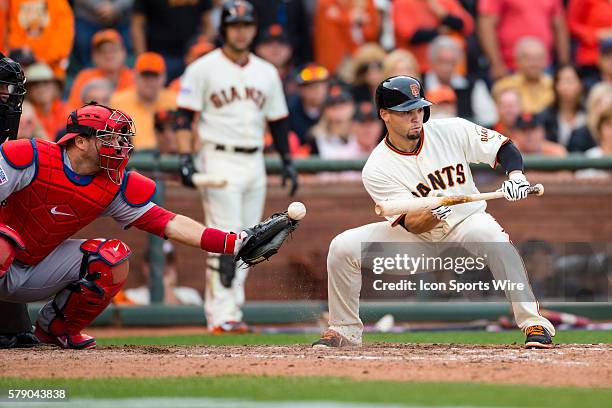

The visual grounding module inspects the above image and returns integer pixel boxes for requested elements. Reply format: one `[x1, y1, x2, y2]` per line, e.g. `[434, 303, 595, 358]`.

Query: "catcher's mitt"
[235, 212, 298, 265]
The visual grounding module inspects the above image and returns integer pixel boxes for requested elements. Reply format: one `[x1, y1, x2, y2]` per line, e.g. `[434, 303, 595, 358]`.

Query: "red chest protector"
[0, 139, 122, 265]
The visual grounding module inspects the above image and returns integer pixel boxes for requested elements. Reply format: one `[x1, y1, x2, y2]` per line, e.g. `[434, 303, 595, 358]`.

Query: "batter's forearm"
[402, 211, 440, 234]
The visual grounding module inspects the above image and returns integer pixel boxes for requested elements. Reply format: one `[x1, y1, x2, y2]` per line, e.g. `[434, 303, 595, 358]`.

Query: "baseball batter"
[0, 101, 294, 349]
[313, 76, 555, 349]
[176, 0, 297, 333]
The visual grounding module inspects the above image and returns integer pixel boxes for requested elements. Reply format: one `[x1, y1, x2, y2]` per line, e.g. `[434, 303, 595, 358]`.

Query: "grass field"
[2, 329, 611, 408]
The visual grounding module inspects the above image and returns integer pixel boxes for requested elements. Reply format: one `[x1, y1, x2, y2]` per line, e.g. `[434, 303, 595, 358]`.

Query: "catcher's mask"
[59, 102, 135, 185]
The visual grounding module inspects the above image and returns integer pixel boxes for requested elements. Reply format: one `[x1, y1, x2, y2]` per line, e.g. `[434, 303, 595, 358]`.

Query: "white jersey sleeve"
[264, 66, 289, 121]
[177, 62, 205, 112]
[458, 118, 508, 167]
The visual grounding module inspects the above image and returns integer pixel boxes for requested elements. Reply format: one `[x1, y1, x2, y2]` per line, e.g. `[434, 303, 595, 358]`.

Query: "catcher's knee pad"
[48, 239, 131, 335]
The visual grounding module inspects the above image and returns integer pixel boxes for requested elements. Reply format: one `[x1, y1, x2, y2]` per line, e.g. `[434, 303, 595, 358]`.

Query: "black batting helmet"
[220, 0, 257, 39]
[0, 53, 26, 143]
[375, 76, 432, 122]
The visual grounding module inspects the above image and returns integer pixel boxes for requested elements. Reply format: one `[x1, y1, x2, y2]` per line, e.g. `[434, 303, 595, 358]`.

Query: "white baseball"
[287, 201, 306, 220]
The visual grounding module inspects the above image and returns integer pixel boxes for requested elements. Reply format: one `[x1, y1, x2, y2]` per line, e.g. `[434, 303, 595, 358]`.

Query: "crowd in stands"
[2, 0, 612, 164]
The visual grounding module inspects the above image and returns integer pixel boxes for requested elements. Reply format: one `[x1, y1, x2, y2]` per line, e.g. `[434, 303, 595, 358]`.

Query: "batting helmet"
[220, 0, 257, 39]
[58, 102, 135, 184]
[375, 76, 432, 122]
[0, 53, 26, 143]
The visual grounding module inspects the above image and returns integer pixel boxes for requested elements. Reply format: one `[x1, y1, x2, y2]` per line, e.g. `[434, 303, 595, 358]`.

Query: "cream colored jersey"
[362, 117, 509, 228]
[177, 49, 288, 148]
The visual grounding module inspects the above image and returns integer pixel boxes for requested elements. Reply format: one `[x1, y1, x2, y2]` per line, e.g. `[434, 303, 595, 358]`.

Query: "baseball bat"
[191, 173, 228, 188]
[374, 184, 544, 217]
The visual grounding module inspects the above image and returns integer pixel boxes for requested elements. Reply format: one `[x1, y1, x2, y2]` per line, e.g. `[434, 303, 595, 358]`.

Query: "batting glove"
[498, 172, 530, 201]
[430, 206, 452, 220]
[179, 154, 197, 189]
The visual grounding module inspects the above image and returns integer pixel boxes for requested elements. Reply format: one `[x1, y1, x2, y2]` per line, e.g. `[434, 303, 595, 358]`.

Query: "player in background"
[0, 101, 293, 349]
[0, 52, 39, 349]
[313, 76, 555, 349]
[176, 0, 298, 334]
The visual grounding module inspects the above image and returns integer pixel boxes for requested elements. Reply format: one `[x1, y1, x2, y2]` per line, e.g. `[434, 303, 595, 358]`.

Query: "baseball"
[287, 201, 306, 220]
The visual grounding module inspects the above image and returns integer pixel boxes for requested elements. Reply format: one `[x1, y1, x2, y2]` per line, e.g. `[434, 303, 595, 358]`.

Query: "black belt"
[215, 144, 260, 154]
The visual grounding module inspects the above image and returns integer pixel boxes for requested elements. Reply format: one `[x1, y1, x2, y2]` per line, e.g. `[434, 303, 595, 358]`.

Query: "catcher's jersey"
[362, 117, 508, 228]
[177, 49, 288, 148]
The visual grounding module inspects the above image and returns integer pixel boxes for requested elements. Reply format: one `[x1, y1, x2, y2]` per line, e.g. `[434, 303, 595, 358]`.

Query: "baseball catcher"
[0, 101, 296, 349]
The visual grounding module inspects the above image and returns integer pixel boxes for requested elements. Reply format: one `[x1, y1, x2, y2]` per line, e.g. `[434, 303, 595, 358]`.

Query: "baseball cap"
[24, 63, 55, 83]
[515, 112, 544, 129]
[135, 52, 166, 74]
[296, 63, 330, 85]
[425, 85, 456, 104]
[91, 29, 124, 49]
[259, 24, 290, 44]
[324, 85, 353, 107]
[354, 102, 378, 122]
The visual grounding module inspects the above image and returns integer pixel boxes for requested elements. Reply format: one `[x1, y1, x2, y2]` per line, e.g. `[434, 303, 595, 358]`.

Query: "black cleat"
[525, 325, 553, 349]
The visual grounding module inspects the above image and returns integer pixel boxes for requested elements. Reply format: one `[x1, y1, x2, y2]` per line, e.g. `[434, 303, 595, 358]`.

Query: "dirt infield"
[3, 343, 610, 388]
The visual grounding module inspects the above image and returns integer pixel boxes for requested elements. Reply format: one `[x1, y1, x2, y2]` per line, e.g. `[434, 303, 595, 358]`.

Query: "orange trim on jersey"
[221, 48, 251, 68]
[384, 130, 425, 156]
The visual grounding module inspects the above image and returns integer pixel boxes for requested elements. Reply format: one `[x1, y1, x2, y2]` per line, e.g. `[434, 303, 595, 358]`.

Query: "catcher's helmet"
[375, 76, 432, 122]
[220, 0, 257, 39]
[0, 53, 26, 143]
[58, 102, 135, 185]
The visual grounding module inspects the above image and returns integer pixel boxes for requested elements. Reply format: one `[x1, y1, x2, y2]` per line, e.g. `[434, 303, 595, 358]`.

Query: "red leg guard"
[48, 239, 131, 337]
[0, 237, 16, 277]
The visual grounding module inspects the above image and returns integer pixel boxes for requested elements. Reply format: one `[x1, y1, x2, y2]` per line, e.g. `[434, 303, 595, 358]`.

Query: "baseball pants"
[326, 212, 555, 344]
[197, 144, 266, 328]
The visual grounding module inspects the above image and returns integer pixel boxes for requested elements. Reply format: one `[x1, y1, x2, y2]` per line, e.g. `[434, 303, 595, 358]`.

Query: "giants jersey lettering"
[362, 118, 508, 228]
[177, 49, 288, 147]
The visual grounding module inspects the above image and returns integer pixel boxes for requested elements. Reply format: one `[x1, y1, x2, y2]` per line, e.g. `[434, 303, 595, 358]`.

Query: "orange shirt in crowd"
[393, 0, 473, 73]
[567, 0, 612, 67]
[7, 0, 74, 79]
[68, 67, 134, 109]
[33, 99, 70, 141]
[0, 0, 7, 54]
[314, 0, 381, 74]
[110, 88, 177, 151]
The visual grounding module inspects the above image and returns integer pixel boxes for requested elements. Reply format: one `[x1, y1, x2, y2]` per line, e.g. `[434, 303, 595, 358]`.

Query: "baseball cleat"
[524, 325, 553, 349]
[211, 321, 249, 335]
[312, 329, 356, 348]
[34, 324, 96, 350]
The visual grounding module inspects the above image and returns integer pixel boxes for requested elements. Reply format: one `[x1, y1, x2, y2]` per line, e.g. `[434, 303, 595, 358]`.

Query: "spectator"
[314, 0, 381, 74]
[577, 107, 612, 178]
[597, 40, 612, 86]
[71, 0, 134, 71]
[567, 0, 612, 81]
[351, 101, 383, 156]
[249, 0, 312, 67]
[382, 49, 420, 79]
[492, 88, 523, 136]
[80, 77, 114, 106]
[393, 0, 473, 73]
[131, 0, 213, 82]
[492, 37, 554, 114]
[424, 35, 496, 125]
[568, 82, 612, 152]
[154, 110, 179, 155]
[288, 63, 330, 146]
[478, 0, 569, 80]
[348, 43, 386, 103]
[16, 101, 47, 140]
[23, 63, 70, 141]
[540, 65, 586, 148]
[67, 29, 134, 109]
[110, 52, 177, 151]
[426, 85, 458, 119]
[308, 85, 357, 158]
[6, 0, 74, 80]
[512, 113, 566, 156]
[255, 25, 293, 80]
